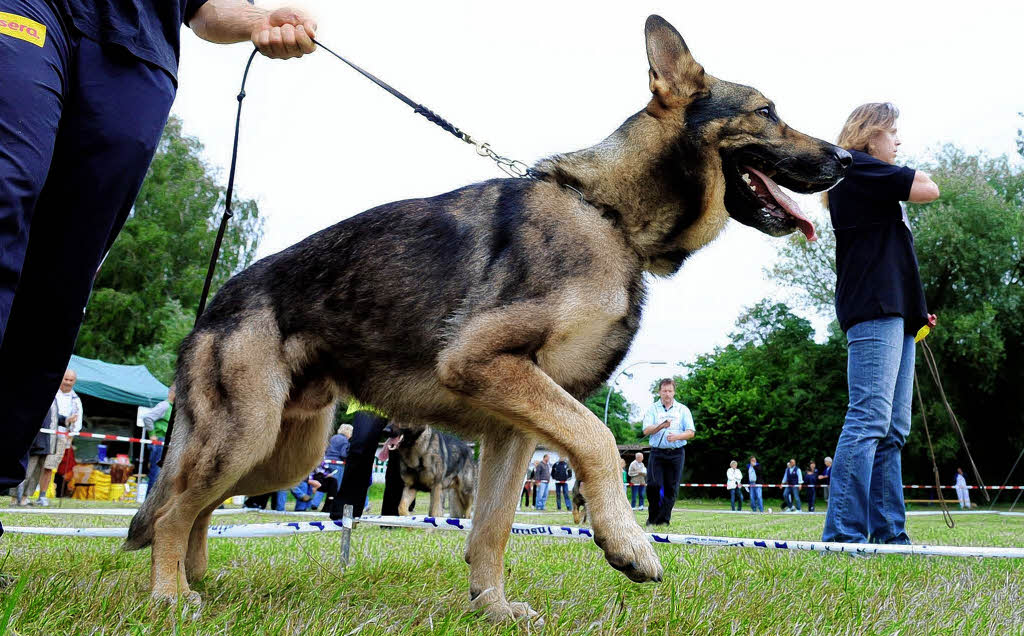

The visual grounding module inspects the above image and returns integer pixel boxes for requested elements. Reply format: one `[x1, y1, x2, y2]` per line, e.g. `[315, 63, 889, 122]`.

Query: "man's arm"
[666, 407, 696, 442]
[189, 0, 317, 59]
[141, 402, 170, 431]
[641, 406, 667, 437]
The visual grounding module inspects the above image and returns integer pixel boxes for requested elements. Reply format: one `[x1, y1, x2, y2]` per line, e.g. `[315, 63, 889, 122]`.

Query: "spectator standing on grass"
[819, 456, 832, 502]
[141, 384, 174, 487]
[954, 468, 971, 510]
[552, 456, 573, 511]
[747, 456, 764, 512]
[628, 452, 647, 511]
[642, 378, 695, 527]
[726, 460, 744, 511]
[521, 461, 536, 509]
[33, 369, 82, 505]
[534, 454, 552, 511]
[781, 459, 803, 512]
[823, 103, 941, 545]
[805, 461, 819, 512]
[13, 400, 57, 505]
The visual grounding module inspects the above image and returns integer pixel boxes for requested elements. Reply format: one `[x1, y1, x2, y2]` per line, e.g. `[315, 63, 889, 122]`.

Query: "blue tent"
[67, 355, 168, 407]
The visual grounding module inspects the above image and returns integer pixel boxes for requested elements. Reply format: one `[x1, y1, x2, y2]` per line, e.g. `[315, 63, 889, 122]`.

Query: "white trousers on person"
[955, 485, 970, 509]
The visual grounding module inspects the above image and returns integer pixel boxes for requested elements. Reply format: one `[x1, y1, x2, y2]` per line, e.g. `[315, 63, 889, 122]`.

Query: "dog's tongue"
[376, 435, 404, 462]
[745, 166, 817, 242]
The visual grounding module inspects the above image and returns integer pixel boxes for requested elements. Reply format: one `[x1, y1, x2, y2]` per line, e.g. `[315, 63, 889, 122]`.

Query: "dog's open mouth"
[739, 165, 817, 242]
[376, 434, 404, 461]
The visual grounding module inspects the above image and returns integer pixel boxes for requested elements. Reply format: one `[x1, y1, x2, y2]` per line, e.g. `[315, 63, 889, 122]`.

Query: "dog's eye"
[755, 106, 772, 120]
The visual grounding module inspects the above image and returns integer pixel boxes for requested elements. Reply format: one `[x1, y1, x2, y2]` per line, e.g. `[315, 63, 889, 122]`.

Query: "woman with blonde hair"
[822, 102, 940, 544]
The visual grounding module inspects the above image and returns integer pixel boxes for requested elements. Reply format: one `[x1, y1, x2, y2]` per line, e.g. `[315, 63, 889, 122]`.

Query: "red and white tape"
[39, 428, 163, 446]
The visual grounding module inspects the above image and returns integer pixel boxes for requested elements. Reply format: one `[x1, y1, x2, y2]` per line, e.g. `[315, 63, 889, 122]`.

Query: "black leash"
[160, 40, 540, 465]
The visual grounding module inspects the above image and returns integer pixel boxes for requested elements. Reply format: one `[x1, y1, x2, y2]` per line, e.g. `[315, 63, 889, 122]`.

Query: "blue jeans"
[274, 490, 288, 511]
[631, 485, 645, 508]
[148, 442, 163, 487]
[784, 486, 801, 511]
[291, 482, 325, 512]
[729, 487, 744, 511]
[749, 485, 763, 512]
[534, 482, 549, 510]
[823, 317, 914, 544]
[555, 482, 572, 510]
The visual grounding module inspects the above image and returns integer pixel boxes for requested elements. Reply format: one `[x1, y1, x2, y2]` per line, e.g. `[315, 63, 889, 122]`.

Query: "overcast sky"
[171, 1, 1023, 413]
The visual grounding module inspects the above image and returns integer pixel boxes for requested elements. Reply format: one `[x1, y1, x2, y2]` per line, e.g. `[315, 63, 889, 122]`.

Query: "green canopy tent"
[65, 355, 168, 479]
[67, 355, 168, 408]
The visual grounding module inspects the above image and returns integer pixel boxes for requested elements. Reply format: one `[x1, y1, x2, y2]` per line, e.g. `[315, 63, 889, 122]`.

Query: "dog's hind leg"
[463, 428, 538, 622]
[439, 319, 662, 587]
[185, 498, 225, 584]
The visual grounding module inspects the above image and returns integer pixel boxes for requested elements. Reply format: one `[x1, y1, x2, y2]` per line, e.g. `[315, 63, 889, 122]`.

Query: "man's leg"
[148, 442, 163, 486]
[808, 487, 816, 512]
[793, 487, 801, 511]
[0, 35, 174, 493]
[658, 448, 684, 524]
[0, 0, 71, 491]
[380, 450, 405, 516]
[329, 413, 388, 519]
[645, 451, 663, 525]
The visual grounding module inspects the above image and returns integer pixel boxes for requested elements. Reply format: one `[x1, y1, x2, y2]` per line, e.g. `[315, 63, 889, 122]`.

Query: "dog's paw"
[150, 589, 203, 618]
[471, 589, 543, 624]
[594, 523, 663, 583]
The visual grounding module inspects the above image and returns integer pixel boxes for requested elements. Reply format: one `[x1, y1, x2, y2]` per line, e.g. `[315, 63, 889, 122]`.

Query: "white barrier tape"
[0, 507, 255, 517]
[8, 515, 1023, 558]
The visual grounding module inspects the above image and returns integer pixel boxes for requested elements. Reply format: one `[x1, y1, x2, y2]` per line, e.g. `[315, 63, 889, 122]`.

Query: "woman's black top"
[828, 149, 928, 335]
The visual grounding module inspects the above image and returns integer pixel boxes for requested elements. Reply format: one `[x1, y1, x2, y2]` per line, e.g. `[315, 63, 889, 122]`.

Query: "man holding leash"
[0, 0, 317, 535]
[642, 379, 695, 526]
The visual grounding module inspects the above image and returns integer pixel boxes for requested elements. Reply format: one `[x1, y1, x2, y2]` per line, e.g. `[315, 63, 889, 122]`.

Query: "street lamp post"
[603, 360, 673, 426]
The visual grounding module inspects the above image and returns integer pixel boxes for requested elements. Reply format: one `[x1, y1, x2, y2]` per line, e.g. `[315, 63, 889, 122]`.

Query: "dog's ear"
[645, 15, 707, 110]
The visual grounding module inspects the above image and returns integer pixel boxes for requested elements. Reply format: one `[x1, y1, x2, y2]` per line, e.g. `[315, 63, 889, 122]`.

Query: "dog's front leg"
[429, 484, 444, 517]
[464, 428, 539, 622]
[439, 314, 662, 604]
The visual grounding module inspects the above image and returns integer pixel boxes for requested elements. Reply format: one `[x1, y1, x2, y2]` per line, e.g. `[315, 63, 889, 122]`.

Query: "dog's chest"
[535, 286, 633, 387]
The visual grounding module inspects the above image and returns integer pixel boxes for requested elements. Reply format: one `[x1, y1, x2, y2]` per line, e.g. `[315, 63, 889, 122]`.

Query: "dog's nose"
[834, 148, 853, 170]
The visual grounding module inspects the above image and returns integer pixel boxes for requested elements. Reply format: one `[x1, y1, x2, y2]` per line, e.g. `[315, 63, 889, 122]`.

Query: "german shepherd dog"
[391, 425, 477, 518]
[125, 15, 849, 621]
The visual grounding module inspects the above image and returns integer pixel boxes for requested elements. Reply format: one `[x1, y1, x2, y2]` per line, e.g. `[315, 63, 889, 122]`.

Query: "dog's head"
[643, 15, 850, 247]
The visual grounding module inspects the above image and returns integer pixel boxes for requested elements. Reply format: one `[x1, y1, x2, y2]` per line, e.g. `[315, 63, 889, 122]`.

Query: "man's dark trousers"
[0, 0, 175, 491]
[646, 447, 684, 525]
[807, 485, 816, 511]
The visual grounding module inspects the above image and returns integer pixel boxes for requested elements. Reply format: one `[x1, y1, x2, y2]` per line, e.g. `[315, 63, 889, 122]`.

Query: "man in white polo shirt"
[641, 378, 695, 526]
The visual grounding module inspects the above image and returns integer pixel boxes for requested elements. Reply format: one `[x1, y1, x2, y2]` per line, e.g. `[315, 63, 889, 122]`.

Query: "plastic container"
[97, 444, 107, 462]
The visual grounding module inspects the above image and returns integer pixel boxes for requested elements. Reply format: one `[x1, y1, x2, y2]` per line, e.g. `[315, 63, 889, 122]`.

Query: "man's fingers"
[269, 26, 285, 58]
[295, 24, 316, 54]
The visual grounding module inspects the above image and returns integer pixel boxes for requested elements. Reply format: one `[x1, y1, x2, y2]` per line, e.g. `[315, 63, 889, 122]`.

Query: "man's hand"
[665, 432, 684, 442]
[251, 8, 317, 59]
[928, 314, 937, 328]
[307, 479, 321, 489]
[67, 413, 79, 425]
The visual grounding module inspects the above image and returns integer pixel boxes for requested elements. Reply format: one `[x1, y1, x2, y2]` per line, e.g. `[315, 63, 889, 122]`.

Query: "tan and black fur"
[125, 15, 849, 621]
[392, 425, 476, 518]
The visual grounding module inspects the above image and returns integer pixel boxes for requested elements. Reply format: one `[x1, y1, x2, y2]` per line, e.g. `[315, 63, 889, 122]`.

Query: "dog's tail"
[123, 416, 186, 551]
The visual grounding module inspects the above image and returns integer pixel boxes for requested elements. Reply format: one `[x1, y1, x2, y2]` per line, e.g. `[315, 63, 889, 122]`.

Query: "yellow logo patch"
[0, 12, 46, 47]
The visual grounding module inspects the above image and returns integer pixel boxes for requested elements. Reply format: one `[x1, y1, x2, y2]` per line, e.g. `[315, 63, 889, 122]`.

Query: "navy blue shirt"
[828, 149, 928, 335]
[63, 0, 210, 79]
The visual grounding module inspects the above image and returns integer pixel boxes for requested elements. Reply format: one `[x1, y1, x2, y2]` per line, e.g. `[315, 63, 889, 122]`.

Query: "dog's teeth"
[741, 173, 751, 184]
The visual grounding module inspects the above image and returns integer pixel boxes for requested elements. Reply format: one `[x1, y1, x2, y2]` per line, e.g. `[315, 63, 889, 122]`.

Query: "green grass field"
[2, 494, 1022, 635]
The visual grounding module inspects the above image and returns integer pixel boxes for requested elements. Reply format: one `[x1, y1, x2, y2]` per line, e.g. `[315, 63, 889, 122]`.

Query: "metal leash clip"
[473, 141, 531, 178]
